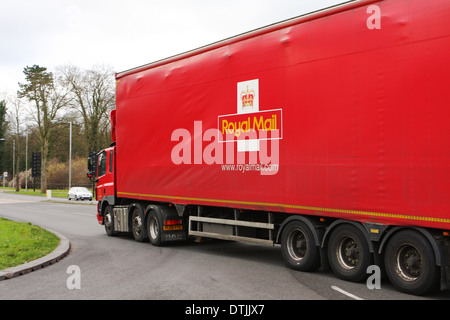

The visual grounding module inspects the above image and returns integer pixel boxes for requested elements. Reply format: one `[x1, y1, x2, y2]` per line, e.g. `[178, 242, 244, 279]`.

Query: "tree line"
[0, 64, 115, 192]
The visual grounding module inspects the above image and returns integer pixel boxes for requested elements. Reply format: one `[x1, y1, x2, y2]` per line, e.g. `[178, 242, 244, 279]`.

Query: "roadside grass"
[0, 218, 60, 270]
[3, 187, 69, 198]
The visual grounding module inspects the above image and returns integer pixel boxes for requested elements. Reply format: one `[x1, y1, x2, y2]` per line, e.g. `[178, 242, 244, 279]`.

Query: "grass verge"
[4, 188, 69, 198]
[0, 218, 60, 270]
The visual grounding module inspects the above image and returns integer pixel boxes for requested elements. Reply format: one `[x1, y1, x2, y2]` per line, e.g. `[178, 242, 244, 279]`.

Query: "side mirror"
[87, 152, 98, 182]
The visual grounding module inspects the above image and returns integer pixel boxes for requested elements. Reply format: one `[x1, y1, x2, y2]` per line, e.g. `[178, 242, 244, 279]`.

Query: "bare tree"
[8, 96, 23, 191]
[0, 98, 8, 174]
[59, 64, 115, 153]
[17, 65, 71, 193]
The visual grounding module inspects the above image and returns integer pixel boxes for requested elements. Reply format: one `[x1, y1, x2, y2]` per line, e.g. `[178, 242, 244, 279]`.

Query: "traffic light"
[87, 151, 98, 181]
[32, 152, 41, 178]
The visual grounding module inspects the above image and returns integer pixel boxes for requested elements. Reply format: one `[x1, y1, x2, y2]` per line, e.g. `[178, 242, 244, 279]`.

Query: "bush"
[48, 157, 92, 189]
[10, 157, 91, 190]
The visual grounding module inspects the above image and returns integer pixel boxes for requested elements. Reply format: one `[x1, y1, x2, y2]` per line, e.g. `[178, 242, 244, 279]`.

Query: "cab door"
[96, 147, 116, 203]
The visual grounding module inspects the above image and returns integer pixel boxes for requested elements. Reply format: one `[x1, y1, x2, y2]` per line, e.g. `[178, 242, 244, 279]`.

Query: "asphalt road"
[0, 192, 448, 301]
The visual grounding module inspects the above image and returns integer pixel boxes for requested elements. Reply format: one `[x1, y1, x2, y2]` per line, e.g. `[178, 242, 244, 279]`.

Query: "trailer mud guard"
[276, 216, 324, 246]
[378, 227, 442, 266]
[322, 220, 375, 254]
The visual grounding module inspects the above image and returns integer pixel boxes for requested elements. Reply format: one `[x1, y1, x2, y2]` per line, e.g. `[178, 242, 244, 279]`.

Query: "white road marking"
[41, 209, 94, 217]
[70, 212, 94, 217]
[331, 286, 364, 300]
[0, 198, 39, 204]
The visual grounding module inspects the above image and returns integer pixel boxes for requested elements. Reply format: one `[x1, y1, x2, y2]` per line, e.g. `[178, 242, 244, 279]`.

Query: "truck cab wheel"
[327, 224, 371, 282]
[147, 210, 164, 246]
[104, 206, 117, 237]
[131, 206, 147, 242]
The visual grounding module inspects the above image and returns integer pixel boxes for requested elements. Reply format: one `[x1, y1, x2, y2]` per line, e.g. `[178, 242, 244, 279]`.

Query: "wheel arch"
[99, 199, 110, 218]
[144, 203, 163, 226]
[321, 219, 375, 254]
[99, 196, 116, 217]
[143, 203, 180, 227]
[276, 215, 323, 246]
[129, 202, 144, 223]
[379, 226, 442, 266]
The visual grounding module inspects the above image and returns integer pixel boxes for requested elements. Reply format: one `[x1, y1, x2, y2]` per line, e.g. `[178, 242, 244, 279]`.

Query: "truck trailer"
[88, 0, 450, 295]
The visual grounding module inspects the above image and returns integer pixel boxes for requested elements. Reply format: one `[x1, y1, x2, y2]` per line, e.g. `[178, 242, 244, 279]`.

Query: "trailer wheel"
[104, 205, 116, 237]
[384, 230, 439, 295]
[281, 220, 320, 272]
[147, 210, 164, 246]
[327, 224, 371, 282]
[131, 206, 147, 242]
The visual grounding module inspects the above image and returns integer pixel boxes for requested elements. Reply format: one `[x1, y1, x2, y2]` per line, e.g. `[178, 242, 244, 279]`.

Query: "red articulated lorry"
[88, 0, 450, 295]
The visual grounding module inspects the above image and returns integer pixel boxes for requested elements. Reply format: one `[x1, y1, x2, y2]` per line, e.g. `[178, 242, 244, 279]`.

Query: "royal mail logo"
[171, 79, 281, 175]
[218, 109, 282, 140]
[219, 79, 283, 145]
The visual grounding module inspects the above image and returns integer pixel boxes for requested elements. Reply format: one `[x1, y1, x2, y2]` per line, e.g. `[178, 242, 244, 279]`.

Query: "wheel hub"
[287, 229, 307, 261]
[133, 216, 143, 236]
[396, 244, 423, 281]
[337, 237, 360, 270]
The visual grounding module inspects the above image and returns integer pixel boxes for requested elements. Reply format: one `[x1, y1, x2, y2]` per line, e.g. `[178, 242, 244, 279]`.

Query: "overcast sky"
[0, 0, 346, 95]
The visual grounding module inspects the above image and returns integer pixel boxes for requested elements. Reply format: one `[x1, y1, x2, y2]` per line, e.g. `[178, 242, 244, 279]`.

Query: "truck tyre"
[147, 210, 164, 246]
[131, 206, 147, 242]
[281, 220, 320, 272]
[384, 229, 439, 295]
[104, 205, 117, 237]
[327, 224, 371, 282]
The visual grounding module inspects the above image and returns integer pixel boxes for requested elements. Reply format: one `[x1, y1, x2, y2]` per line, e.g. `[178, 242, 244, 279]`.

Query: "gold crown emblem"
[241, 86, 255, 108]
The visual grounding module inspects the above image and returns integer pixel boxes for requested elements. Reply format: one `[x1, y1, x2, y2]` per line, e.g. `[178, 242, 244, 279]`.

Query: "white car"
[68, 187, 93, 201]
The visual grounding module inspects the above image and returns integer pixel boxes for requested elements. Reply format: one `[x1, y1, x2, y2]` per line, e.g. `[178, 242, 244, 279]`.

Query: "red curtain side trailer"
[89, 0, 450, 295]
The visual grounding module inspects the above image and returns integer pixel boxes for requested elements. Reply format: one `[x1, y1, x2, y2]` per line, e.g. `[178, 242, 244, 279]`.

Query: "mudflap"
[441, 267, 450, 291]
[437, 235, 450, 291]
[147, 203, 187, 243]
